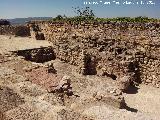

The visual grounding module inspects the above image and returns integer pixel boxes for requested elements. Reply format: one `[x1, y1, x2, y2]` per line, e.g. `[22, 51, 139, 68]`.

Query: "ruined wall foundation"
[28, 21, 160, 87]
[0, 25, 30, 37]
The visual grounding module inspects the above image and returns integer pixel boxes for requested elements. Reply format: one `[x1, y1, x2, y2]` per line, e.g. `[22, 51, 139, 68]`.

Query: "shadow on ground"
[123, 105, 138, 113]
[124, 85, 139, 94]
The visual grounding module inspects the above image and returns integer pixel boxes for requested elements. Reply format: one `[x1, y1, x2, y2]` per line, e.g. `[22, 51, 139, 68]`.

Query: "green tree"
[55, 15, 63, 20]
[73, 7, 95, 21]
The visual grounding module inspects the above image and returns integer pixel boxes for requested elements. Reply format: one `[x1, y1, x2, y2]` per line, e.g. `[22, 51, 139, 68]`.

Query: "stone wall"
[0, 25, 30, 37]
[28, 23, 45, 40]
[28, 21, 160, 87]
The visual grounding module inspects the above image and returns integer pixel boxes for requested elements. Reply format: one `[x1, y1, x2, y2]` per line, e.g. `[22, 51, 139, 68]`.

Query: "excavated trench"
[9, 45, 144, 113]
[14, 47, 56, 63]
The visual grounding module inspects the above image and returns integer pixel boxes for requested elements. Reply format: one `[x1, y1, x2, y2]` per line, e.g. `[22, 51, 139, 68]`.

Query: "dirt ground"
[0, 35, 52, 54]
[0, 35, 160, 120]
[124, 84, 160, 119]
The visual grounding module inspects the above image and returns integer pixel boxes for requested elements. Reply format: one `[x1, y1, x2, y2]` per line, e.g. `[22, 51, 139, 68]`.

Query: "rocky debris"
[4, 103, 45, 120]
[49, 75, 73, 96]
[40, 93, 64, 106]
[30, 23, 45, 40]
[47, 75, 80, 106]
[71, 75, 126, 109]
[13, 81, 46, 97]
[91, 84, 125, 109]
[93, 92, 125, 109]
[0, 50, 159, 119]
[0, 55, 3, 63]
[116, 75, 134, 91]
[23, 62, 57, 74]
[23, 63, 43, 72]
[46, 62, 57, 73]
[0, 53, 16, 63]
[0, 67, 16, 79]
[42, 110, 60, 120]
[0, 55, 9, 63]
[98, 67, 117, 80]
[35, 32, 45, 40]
[15, 47, 56, 63]
[1, 74, 29, 85]
[56, 109, 93, 120]
[23, 66, 33, 72]
[31, 30, 45, 40]
[0, 86, 25, 113]
[0, 64, 29, 85]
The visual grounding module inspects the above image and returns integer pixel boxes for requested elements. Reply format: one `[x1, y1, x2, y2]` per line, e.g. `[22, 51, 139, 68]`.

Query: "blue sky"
[0, 0, 159, 19]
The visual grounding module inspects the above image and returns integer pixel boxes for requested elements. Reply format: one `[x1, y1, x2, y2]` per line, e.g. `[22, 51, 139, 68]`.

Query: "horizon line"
[1, 16, 160, 20]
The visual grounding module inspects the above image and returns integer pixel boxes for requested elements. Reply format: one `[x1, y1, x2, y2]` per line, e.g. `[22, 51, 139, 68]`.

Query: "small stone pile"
[30, 23, 45, 40]
[47, 63, 57, 74]
[49, 75, 73, 96]
[117, 75, 134, 91]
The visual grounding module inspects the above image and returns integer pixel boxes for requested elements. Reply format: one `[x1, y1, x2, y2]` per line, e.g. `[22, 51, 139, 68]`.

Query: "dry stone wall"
[0, 25, 30, 37]
[29, 21, 160, 87]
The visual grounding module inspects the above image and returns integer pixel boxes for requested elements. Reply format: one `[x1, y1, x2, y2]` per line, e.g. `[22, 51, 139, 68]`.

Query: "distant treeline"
[52, 15, 159, 23]
[95, 16, 159, 23]
[52, 7, 159, 23]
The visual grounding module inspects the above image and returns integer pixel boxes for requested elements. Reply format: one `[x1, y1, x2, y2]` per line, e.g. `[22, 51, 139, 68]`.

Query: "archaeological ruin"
[28, 21, 160, 87]
[0, 20, 160, 119]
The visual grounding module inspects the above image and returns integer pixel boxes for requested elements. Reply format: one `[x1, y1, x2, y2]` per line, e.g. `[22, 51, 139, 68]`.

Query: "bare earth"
[124, 84, 160, 119]
[0, 35, 52, 54]
[0, 35, 160, 120]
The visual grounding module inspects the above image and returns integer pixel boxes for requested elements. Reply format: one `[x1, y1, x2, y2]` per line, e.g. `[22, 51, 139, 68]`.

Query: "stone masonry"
[28, 21, 160, 87]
